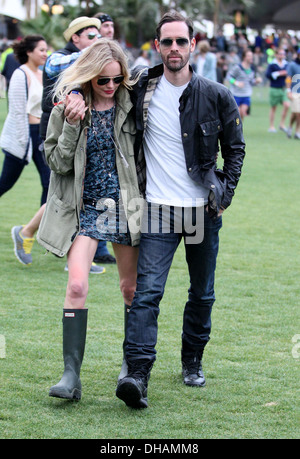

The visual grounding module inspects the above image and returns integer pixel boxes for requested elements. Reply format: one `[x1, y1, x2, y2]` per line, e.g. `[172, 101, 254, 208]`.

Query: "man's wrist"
[69, 89, 84, 99]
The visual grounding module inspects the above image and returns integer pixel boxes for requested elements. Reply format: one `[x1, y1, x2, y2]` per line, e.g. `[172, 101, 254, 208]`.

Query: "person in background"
[286, 48, 300, 140]
[0, 35, 49, 204]
[11, 204, 45, 266]
[266, 48, 290, 133]
[227, 48, 262, 121]
[94, 12, 115, 39]
[226, 46, 240, 73]
[9, 17, 105, 273]
[37, 39, 142, 401]
[1, 51, 20, 94]
[194, 40, 217, 81]
[132, 49, 150, 69]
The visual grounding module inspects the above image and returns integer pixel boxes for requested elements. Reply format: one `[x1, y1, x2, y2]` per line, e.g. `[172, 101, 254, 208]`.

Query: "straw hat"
[63, 16, 101, 42]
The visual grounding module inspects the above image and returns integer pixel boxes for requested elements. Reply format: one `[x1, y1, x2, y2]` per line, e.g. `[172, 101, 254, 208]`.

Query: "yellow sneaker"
[11, 225, 35, 265]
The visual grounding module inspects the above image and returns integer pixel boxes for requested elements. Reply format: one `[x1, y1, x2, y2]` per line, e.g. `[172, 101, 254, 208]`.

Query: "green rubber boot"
[49, 309, 88, 400]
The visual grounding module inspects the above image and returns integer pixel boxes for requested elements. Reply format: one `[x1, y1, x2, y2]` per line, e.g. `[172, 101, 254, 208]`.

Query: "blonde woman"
[37, 39, 142, 400]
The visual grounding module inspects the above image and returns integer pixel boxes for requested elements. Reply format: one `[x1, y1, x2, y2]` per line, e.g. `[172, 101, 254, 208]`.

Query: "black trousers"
[0, 124, 50, 205]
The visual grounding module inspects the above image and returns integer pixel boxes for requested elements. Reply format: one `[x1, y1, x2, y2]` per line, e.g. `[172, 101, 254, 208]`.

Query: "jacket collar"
[64, 41, 80, 53]
[115, 85, 133, 114]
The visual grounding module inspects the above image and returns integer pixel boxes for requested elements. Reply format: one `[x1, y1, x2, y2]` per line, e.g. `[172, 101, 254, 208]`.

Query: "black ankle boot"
[181, 343, 206, 387]
[49, 309, 88, 400]
[116, 359, 153, 408]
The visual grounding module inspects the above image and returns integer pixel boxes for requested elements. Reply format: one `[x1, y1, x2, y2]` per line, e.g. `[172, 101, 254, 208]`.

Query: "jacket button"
[188, 167, 192, 172]
[211, 184, 215, 189]
[183, 133, 188, 137]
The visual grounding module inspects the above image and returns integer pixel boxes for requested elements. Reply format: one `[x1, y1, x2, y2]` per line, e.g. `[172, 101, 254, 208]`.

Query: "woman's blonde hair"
[53, 38, 137, 109]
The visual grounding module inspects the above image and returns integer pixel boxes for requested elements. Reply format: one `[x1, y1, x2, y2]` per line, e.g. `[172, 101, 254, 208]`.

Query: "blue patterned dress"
[79, 106, 131, 245]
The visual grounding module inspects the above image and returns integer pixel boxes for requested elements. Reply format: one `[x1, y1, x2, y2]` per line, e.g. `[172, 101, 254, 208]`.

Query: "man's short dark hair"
[156, 11, 194, 41]
[74, 27, 93, 37]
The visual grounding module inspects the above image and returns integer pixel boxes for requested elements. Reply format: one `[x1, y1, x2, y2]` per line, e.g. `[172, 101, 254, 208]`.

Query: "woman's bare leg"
[64, 236, 99, 309]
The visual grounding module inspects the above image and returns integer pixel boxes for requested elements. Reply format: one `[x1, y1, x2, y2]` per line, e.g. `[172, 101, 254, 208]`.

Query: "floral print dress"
[79, 106, 131, 245]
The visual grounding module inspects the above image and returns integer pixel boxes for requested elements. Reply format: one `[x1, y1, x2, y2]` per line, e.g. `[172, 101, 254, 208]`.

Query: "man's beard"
[163, 52, 190, 72]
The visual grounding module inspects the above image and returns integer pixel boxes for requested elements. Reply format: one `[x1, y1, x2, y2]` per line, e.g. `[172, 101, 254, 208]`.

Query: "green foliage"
[20, 10, 71, 50]
[18, 0, 259, 48]
[0, 86, 299, 439]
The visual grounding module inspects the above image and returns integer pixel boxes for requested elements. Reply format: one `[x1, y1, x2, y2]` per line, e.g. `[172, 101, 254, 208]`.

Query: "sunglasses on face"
[96, 75, 124, 86]
[159, 38, 190, 48]
[87, 32, 102, 40]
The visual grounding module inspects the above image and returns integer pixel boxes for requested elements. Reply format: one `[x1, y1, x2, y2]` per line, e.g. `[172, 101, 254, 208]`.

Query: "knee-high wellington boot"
[118, 304, 130, 381]
[49, 308, 88, 400]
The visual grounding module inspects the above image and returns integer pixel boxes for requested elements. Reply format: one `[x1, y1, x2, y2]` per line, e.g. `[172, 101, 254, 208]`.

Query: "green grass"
[0, 87, 299, 439]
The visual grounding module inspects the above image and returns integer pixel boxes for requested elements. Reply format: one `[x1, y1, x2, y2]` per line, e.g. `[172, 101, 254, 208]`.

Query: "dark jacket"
[266, 60, 288, 88]
[40, 42, 79, 140]
[132, 64, 246, 217]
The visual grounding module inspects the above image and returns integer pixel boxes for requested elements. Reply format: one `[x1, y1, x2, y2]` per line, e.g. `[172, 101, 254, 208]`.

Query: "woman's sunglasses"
[159, 38, 190, 48]
[96, 75, 124, 86]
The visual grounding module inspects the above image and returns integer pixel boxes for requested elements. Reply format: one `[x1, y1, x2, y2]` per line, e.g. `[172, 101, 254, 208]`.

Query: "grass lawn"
[0, 86, 299, 440]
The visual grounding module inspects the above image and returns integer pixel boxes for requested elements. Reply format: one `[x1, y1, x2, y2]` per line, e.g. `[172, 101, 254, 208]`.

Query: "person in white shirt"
[115, 11, 245, 409]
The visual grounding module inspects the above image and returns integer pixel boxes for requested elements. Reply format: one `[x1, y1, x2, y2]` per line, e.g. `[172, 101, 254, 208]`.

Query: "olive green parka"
[37, 86, 143, 257]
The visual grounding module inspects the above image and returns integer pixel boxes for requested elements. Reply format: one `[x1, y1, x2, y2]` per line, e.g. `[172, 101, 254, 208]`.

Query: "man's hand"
[64, 93, 87, 125]
[205, 206, 225, 218]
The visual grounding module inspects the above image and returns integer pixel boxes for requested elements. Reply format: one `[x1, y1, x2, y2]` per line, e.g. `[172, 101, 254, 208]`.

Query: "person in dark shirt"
[265, 48, 290, 133]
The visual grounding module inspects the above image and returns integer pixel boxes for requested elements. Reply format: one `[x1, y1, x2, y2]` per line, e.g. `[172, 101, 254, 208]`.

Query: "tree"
[16, 0, 259, 49]
[20, 3, 82, 49]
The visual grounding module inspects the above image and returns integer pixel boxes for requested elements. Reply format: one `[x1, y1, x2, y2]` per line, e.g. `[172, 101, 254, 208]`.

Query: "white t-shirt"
[143, 74, 208, 207]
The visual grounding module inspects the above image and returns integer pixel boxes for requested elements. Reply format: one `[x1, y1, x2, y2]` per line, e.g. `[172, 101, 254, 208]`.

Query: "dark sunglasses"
[87, 32, 102, 40]
[96, 75, 124, 86]
[159, 38, 190, 48]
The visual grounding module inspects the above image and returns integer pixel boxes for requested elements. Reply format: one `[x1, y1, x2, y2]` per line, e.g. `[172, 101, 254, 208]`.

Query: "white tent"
[0, 0, 27, 21]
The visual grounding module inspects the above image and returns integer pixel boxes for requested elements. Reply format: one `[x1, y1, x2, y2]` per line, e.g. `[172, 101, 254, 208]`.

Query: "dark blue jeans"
[125, 204, 222, 363]
[0, 124, 50, 205]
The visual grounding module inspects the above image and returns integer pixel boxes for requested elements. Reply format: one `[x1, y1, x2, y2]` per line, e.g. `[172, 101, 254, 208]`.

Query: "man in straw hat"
[40, 16, 101, 141]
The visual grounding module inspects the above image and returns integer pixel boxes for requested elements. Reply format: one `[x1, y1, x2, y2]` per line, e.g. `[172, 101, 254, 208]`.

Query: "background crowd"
[1, 25, 300, 85]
